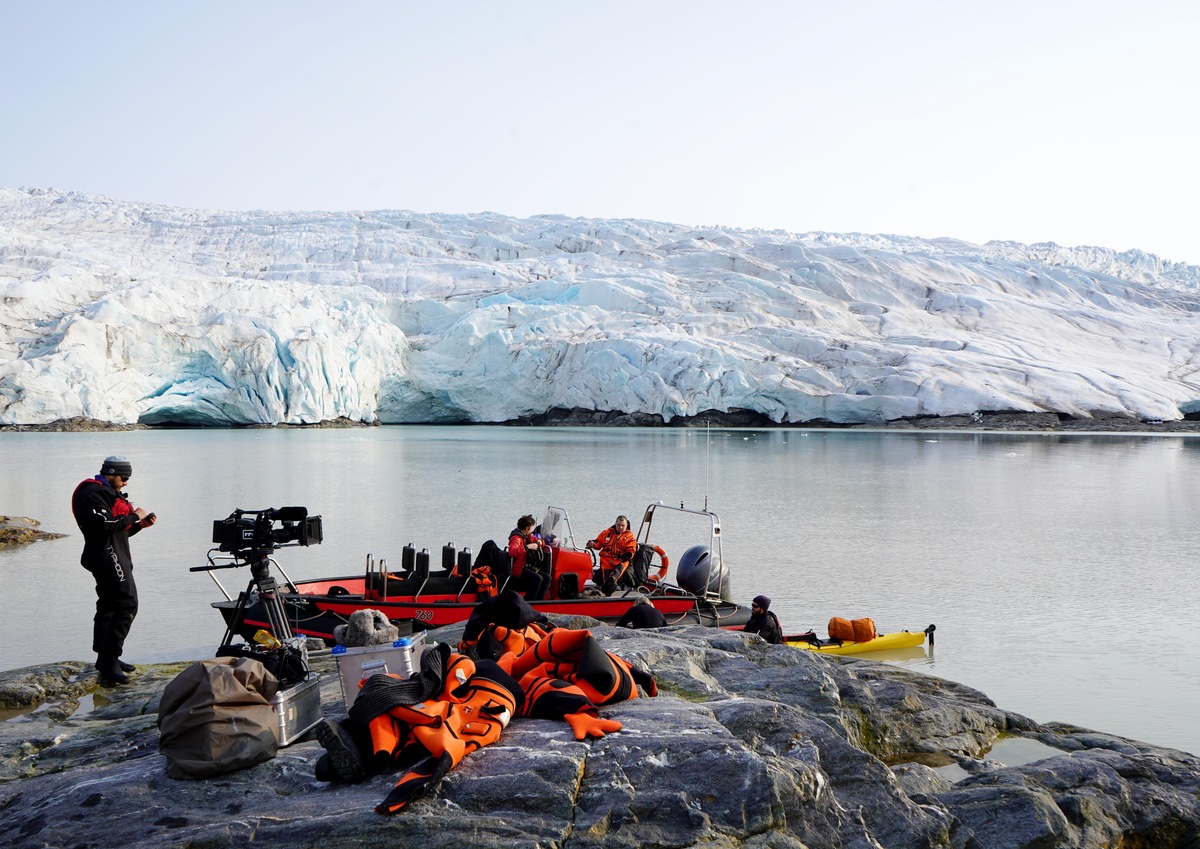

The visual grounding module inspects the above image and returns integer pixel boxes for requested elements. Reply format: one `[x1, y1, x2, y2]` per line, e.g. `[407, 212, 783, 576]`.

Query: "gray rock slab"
[1, 626, 1198, 849]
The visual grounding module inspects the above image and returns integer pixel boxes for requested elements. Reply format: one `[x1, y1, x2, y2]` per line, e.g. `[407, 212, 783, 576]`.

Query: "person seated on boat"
[743, 594, 783, 644]
[585, 515, 637, 594]
[507, 514, 550, 601]
[615, 594, 667, 629]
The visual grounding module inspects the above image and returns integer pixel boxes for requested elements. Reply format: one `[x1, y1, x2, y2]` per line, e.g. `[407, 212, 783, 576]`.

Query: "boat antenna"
[704, 421, 710, 511]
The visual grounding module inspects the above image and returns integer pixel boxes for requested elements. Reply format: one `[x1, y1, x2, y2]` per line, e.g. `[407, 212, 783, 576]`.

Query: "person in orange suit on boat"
[586, 514, 637, 592]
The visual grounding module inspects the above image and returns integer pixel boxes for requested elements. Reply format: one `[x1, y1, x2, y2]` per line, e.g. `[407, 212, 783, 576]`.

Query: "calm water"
[2, 427, 1198, 755]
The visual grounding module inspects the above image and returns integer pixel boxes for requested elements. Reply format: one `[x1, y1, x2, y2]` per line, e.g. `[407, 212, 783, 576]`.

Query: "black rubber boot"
[96, 653, 130, 687]
[117, 659, 136, 673]
[314, 719, 366, 784]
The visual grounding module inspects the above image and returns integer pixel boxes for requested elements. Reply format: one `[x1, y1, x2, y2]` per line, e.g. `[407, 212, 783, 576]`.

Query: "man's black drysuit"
[72, 476, 143, 660]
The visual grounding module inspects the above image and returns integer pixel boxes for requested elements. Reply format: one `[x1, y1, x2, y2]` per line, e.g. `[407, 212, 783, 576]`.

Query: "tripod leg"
[261, 590, 295, 641]
[224, 556, 297, 646]
[220, 580, 257, 649]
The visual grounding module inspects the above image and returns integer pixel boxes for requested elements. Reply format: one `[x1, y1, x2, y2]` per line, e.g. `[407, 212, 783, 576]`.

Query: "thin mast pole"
[705, 421, 710, 511]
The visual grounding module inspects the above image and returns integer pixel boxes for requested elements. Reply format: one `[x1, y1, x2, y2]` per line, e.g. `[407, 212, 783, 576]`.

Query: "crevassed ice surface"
[3, 187, 1200, 426]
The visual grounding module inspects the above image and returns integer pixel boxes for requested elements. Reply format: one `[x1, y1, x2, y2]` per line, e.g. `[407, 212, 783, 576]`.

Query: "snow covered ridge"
[3, 186, 1200, 427]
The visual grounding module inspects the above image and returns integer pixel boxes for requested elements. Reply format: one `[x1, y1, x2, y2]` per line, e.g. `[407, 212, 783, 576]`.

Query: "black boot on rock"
[96, 653, 130, 687]
[314, 719, 366, 784]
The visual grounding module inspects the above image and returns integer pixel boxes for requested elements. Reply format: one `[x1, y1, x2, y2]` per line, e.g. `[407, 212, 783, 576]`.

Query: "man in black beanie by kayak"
[71, 455, 157, 686]
[743, 594, 783, 644]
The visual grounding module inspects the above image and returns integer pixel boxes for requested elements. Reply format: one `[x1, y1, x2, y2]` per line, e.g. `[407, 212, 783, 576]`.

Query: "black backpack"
[216, 643, 309, 688]
[627, 544, 655, 587]
[474, 539, 511, 579]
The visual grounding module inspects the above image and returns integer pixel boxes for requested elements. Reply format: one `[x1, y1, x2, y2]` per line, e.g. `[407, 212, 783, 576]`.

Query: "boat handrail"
[273, 558, 298, 594]
[404, 550, 431, 600]
[203, 565, 233, 602]
[367, 553, 389, 601]
[367, 552, 437, 601]
[636, 501, 726, 604]
[194, 550, 296, 600]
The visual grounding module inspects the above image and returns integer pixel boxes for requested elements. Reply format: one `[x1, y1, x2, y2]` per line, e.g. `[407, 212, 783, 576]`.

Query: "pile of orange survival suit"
[315, 606, 657, 815]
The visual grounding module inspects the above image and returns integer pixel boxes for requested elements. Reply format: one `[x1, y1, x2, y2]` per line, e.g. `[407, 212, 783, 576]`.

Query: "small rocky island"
[0, 516, 66, 550]
[1, 623, 1198, 849]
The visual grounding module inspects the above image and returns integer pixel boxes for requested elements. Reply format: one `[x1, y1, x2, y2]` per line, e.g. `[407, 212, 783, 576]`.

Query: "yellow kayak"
[787, 625, 934, 655]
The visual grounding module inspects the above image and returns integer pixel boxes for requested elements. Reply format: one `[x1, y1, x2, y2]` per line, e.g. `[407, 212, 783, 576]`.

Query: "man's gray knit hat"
[100, 455, 133, 477]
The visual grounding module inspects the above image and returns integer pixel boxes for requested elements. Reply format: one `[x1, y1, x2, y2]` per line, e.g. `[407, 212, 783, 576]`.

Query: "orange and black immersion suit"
[367, 654, 522, 814]
[331, 642, 525, 815]
[588, 525, 637, 588]
[318, 598, 656, 815]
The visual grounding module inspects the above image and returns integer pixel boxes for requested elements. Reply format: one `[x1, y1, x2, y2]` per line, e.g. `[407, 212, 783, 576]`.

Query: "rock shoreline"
[6, 409, 1200, 432]
[0, 517, 66, 550]
[1, 624, 1198, 849]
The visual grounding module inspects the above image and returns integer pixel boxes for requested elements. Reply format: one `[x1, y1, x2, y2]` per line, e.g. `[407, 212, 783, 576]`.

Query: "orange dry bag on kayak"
[828, 617, 854, 641]
[828, 617, 876, 643]
[851, 617, 876, 642]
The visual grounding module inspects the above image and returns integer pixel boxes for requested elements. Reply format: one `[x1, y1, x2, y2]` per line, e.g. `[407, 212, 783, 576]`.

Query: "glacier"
[2, 186, 1200, 427]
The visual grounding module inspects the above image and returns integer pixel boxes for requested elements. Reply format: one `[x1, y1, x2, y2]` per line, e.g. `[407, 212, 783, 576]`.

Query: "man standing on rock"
[71, 455, 157, 686]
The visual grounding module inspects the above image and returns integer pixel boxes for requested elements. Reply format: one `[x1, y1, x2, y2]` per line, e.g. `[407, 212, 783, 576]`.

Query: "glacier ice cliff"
[3, 187, 1200, 427]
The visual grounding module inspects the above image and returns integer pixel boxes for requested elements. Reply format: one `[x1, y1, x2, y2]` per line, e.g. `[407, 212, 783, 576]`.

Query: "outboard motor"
[676, 545, 732, 601]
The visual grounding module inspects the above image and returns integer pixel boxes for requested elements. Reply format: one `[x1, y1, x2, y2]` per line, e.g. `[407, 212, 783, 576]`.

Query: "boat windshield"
[539, 506, 576, 550]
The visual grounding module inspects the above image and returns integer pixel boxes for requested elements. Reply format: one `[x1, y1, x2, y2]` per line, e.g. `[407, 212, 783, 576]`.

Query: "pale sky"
[3, 1, 1197, 264]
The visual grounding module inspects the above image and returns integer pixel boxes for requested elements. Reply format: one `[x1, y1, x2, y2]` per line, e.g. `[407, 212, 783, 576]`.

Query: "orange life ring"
[649, 545, 669, 582]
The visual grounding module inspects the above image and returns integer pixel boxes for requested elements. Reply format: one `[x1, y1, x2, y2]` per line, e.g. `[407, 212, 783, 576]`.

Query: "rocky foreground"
[1, 624, 1198, 849]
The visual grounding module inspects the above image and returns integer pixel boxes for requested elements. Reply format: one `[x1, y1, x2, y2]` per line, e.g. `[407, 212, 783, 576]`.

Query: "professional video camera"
[212, 506, 323, 561]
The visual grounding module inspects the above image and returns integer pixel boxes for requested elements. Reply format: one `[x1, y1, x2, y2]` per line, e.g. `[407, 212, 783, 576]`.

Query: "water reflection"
[2, 427, 1198, 756]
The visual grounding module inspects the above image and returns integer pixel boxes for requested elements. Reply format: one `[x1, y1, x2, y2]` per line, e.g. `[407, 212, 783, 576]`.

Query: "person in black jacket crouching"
[743, 594, 783, 644]
[615, 594, 667, 629]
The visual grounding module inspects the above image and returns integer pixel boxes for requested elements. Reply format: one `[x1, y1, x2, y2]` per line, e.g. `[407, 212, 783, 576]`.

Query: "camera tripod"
[219, 551, 296, 648]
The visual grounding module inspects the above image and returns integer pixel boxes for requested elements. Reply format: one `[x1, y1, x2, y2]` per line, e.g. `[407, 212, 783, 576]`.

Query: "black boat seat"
[367, 572, 480, 597]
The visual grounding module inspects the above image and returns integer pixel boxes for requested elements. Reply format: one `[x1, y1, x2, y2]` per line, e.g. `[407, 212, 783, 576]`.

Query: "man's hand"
[139, 512, 157, 529]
